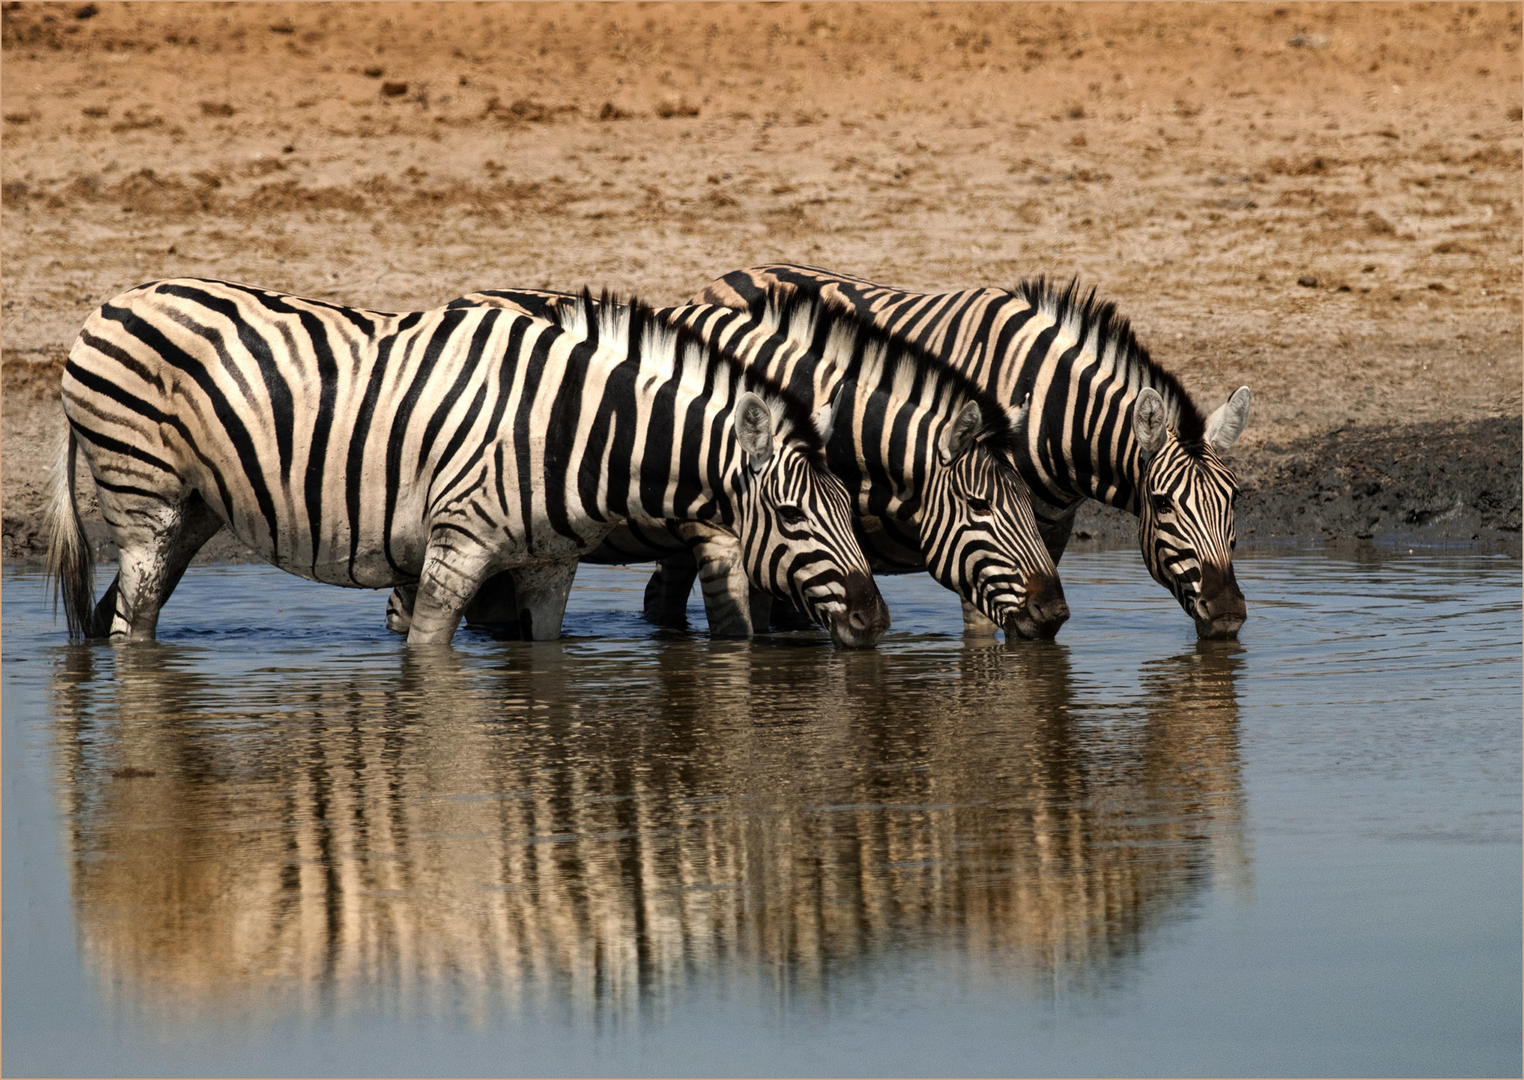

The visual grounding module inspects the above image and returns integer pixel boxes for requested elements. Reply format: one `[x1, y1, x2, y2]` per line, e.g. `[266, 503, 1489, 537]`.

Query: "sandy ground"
[3, 1, 1520, 566]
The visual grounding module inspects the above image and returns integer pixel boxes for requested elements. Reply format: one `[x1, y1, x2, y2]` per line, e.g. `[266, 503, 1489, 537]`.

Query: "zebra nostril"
[842, 570, 890, 635]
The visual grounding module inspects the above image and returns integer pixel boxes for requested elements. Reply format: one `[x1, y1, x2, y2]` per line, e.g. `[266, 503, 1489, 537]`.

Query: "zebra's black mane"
[567, 288, 832, 469]
[764, 284, 1027, 462]
[1010, 277, 1209, 452]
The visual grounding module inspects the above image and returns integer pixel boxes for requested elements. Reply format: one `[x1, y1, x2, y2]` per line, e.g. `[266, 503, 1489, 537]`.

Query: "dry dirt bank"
[3, 2, 1520, 567]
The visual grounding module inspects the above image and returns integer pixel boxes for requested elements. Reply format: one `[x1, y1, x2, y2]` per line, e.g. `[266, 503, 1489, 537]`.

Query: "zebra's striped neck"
[701, 264, 1211, 521]
[566, 294, 830, 528]
[970, 281, 1208, 517]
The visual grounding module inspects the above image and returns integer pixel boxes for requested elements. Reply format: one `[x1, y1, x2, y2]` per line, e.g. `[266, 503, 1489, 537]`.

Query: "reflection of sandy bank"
[51, 636, 1246, 1021]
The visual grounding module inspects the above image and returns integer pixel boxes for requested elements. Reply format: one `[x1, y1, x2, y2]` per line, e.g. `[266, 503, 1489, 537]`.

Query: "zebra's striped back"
[693, 265, 1251, 639]
[454, 287, 1068, 639]
[52, 279, 887, 646]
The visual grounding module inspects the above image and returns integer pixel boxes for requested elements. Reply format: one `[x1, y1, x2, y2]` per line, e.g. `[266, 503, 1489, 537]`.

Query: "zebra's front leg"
[406, 536, 497, 646]
[386, 584, 417, 634]
[692, 533, 753, 638]
[1038, 505, 1078, 567]
[508, 560, 577, 641]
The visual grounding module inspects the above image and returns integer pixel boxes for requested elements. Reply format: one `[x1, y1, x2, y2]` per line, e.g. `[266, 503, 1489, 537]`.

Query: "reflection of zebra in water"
[53, 628, 1246, 1019]
[693, 265, 1252, 639]
[428, 287, 1068, 639]
[47, 279, 888, 646]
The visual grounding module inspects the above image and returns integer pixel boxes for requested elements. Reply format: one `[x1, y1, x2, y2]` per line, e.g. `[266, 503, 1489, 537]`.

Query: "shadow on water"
[46, 625, 1248, 1029]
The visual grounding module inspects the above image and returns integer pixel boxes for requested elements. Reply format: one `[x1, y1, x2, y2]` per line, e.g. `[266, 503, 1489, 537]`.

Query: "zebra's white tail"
[45, 425, 96, 638]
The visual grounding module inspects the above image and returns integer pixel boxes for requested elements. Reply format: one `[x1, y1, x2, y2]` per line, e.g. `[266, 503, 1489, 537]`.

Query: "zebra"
[45, 279, 890, 647]
[690, 264, 1252, 639]
[414, 286, 1069, 640]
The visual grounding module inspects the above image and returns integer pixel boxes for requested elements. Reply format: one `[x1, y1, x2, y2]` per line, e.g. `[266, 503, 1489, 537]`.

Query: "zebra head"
[731, 391, 890, 648]
[1134, 385, 1252, 640]
[924, 399, 1068, 639]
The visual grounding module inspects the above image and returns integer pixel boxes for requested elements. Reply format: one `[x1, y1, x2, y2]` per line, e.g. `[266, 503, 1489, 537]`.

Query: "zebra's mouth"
[1191, 590, 1246, 639]
[996, 587, 1070, 640]
[1003, 608, 1064, 641]
[815, 577, 890, 649]
[1194, 611, 1245, 640]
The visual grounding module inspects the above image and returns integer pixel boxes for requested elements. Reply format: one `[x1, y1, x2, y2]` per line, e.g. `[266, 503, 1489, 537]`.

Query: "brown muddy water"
[2, 547, 1520, 1077]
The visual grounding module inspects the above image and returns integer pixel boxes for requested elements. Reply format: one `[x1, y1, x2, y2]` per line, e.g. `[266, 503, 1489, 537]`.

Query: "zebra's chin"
[1193, 610, 1245, 640]
[1001, 606, 1067, 641]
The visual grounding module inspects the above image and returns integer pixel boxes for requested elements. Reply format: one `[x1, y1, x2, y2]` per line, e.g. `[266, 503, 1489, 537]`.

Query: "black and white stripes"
[48, 261, 1251, 647]
[48, 279, 888, 646]
[449, 287, 1069, 639]
[693, 264, 1251, 639]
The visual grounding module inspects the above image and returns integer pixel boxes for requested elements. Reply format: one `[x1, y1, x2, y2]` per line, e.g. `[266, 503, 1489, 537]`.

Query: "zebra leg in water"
[386, 564, 575, 640]
[643, 555, 698, 627]
[960, 600, 998, 636]
[689, 530, 755, 638]
[642, 552, 814, 633]
[92, 489, 227, 641]
[637, 522, 760, 637]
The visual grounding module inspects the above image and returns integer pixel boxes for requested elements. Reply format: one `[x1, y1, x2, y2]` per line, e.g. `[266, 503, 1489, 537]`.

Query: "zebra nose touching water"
[46, 280, 887, 648]
[1134, 384, 1250, 640]
[692, 265, 1252, 641]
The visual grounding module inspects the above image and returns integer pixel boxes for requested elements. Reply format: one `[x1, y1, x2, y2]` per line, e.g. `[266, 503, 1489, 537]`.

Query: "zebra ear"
[1205, 385, 1252, 453]
[938, 400, 984, 465]
[733, 391, 776, 473]
[1134, 387, 1168, 457]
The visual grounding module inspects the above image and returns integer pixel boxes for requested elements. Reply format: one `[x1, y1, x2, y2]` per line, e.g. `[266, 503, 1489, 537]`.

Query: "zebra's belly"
[580, 522, 688, 565]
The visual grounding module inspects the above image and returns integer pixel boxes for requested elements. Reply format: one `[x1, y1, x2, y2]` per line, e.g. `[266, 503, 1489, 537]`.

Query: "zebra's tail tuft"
[45, 424, 96, 639]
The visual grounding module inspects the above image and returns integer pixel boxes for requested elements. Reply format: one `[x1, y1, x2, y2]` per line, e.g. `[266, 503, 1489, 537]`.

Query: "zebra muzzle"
[825, 570, 890, 648]
[1005, 572, 1070, 640]
[1192, 564, 1246, 639]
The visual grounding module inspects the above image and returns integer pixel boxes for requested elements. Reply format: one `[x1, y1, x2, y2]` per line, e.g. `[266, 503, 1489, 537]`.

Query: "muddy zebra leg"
[406, 531, 498, 646]
[508, 560, 577, 641]
[96, 495, 224, 642]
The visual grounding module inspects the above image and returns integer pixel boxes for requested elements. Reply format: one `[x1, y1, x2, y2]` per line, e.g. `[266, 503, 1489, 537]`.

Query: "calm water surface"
[3, 547, 1519, 1077]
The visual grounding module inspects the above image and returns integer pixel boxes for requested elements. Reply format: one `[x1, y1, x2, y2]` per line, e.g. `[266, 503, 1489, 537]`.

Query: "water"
[3, 548, 1519, 1078]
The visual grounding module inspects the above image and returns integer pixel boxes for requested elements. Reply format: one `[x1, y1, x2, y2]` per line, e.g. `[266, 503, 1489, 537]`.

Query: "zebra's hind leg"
[95, 494, 225, 641]
[508, 560, 577, 641]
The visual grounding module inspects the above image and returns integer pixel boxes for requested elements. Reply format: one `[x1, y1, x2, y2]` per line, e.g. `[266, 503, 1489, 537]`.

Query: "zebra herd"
[47, 263, 1251, 648]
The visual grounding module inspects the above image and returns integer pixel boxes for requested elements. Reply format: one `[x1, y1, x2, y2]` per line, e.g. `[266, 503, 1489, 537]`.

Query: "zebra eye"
[967, 497, 993, 516]
[1150, 493, 1173, 515]
[777, 505, 809, 527]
